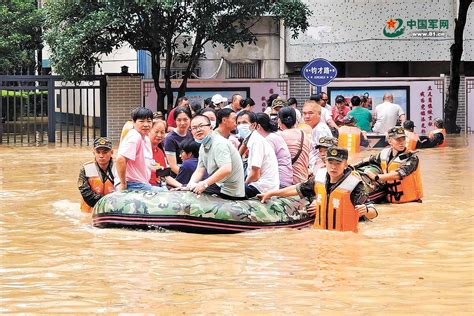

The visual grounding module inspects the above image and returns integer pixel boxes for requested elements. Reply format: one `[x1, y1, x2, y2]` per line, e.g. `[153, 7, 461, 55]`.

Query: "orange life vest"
[428, 128, 446, 147]
[405, 131, 419, 151]
[338, 126, 361, 155]
[313, 169, 360, 233]
[80, 161, 117, 213]
[379, 148, 423, 203]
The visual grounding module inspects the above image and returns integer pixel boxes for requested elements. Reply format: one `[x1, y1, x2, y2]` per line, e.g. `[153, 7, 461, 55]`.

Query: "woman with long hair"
[277, 106, 310, 184]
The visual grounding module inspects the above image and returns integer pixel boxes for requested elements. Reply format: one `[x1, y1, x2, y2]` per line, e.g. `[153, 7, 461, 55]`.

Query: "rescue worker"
[258, 147, 378, 233]
[313, 135, 339, 172]
[417, 117, 446, 148]
[402, 120, 419, 151]
[78, 137, 117, 213]
[353, 126, 423, 203]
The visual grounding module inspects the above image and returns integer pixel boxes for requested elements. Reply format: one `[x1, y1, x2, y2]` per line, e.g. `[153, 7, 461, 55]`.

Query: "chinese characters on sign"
[406, 19, 449, 30]
[301, 58, 338, 87]
[419, 86, 434, 134]
[304, 67, 336, 80]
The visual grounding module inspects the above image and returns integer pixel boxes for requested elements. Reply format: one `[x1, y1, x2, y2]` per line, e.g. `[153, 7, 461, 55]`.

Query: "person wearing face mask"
[201, 108, 217, 129]
[353, 126, 423, 203]
[236, 111, 280, 198]
[183, 115, 245, 199]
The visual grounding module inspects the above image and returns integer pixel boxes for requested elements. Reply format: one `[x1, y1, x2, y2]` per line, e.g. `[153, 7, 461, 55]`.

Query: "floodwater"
[1, 136, 473, 314]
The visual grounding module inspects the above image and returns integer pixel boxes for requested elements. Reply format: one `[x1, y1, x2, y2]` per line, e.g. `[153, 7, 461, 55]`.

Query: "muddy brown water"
[1, 136, 473, 314]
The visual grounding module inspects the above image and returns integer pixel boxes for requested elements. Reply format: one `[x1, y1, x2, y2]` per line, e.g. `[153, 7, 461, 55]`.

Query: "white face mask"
[210, 120, 216, 129]
[237, 123, 251, 139]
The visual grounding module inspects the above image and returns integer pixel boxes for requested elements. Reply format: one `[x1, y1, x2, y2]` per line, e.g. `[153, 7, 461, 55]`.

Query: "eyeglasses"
[190, 123, 211, 131]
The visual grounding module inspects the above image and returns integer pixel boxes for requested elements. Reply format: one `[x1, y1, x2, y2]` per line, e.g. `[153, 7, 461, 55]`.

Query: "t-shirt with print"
[246, 131, 279, 193]
[164, 129, 193, 165]
[118, 128, 152, 184]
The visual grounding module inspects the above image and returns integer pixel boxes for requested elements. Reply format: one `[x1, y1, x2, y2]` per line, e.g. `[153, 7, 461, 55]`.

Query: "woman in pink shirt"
[277, 107, 310, 184]
[116, 107, 164, 192]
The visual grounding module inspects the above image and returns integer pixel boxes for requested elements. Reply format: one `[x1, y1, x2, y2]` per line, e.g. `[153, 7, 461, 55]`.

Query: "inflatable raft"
[92, 191, 313, 233]
[356, 165, 387, 203]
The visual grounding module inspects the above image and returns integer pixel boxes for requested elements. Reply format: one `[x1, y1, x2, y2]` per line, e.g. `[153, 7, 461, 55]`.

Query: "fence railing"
[0, 75, 106, 145]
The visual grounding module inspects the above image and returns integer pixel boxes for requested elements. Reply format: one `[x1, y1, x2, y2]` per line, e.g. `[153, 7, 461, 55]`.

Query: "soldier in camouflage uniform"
[78, 137, 116, 212]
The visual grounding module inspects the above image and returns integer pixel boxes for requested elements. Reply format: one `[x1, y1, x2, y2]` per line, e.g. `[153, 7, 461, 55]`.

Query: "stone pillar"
[106, 74, 142, 143]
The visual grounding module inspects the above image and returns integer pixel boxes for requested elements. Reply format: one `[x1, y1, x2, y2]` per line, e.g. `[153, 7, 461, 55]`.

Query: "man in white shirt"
[302, 100, 333, 175]
[224, 94, 243, 113]
[372, 93, 406, 134]
[310, 94, 338, 130]
[236, 111, 279, 198]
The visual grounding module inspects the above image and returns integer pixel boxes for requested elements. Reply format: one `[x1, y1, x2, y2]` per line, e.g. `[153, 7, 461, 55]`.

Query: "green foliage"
[44, 0, 311, 108]
[0, 0, 44, 74]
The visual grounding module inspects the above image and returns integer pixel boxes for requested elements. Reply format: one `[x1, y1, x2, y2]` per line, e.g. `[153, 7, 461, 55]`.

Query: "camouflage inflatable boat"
[356, 164, 387, 203]
[92, 190, 313, 233]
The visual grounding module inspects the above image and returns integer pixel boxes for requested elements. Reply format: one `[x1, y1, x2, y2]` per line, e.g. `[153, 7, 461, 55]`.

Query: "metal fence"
[0, 75, 106, 145]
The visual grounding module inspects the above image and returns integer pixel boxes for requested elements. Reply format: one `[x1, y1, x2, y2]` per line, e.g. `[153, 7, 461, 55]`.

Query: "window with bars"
[226, 61, 262, 79]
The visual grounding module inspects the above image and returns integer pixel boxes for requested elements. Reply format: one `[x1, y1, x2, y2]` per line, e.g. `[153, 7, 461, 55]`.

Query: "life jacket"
[379, 148, 423, 203]
[405, 131, 419, 151]
[428, 128, 446, 147]
[80, 161, 117, 213]
[313, 169, 360, 233]
[338, 126, 361, 155]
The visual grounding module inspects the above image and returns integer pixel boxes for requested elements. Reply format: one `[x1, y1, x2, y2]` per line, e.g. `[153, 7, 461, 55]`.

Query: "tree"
[0, 0, 43, 74]
[444, 0, 472, 133]
[44, 0, 310, 113]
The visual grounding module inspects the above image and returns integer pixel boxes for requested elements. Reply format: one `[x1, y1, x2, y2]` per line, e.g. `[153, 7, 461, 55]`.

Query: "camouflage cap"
[93, 137, 112, 150]
[326, 147, 349, 162]
[272, 98, 287, 109]
[387, 126, 406, 139]
[316, 136, 338, 149]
